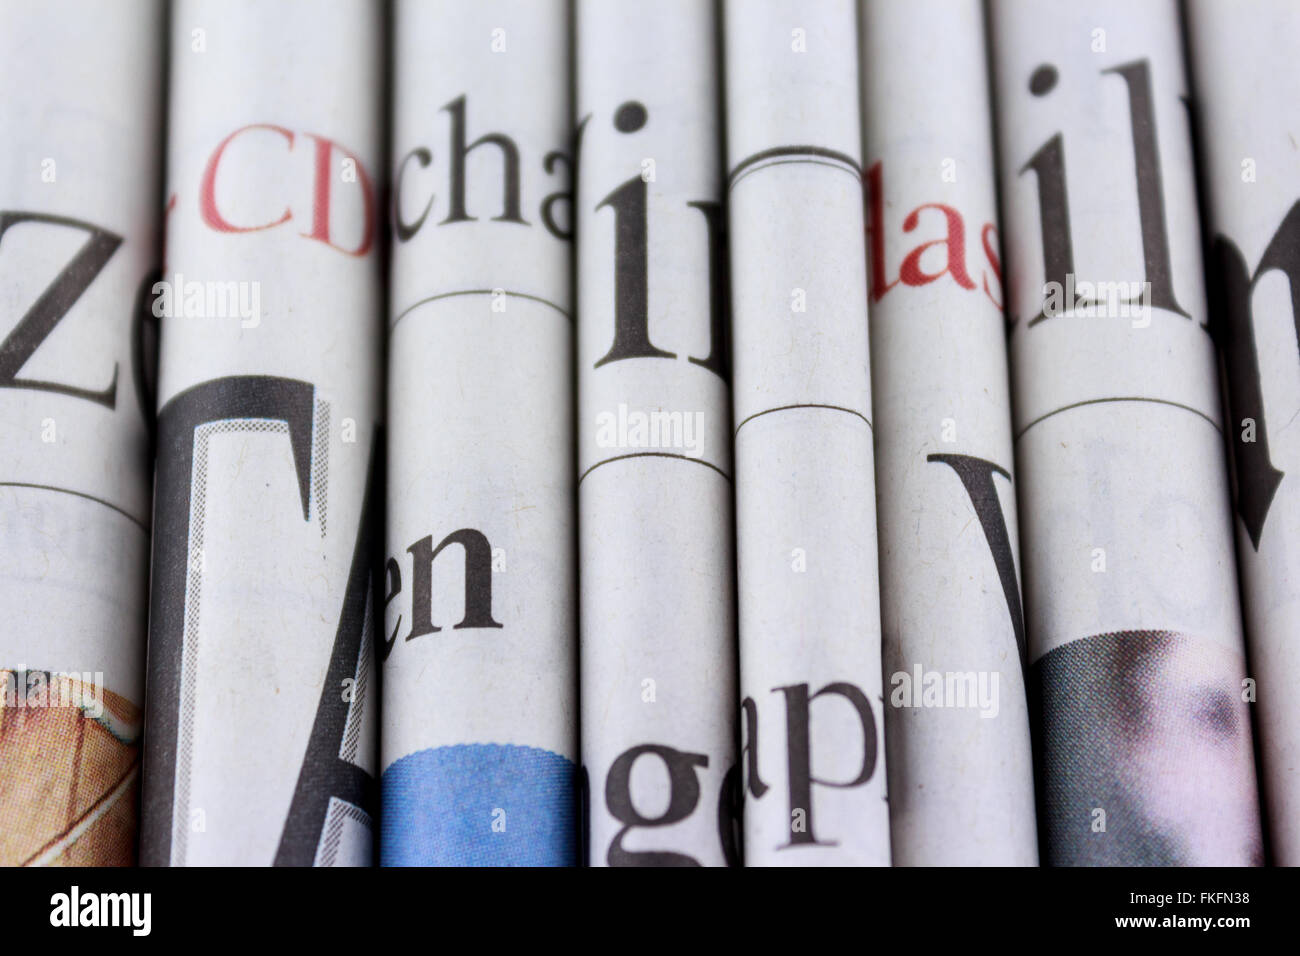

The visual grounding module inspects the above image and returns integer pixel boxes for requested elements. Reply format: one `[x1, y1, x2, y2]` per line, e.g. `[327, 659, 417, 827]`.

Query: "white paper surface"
[863, 0, 1037, 866]
[141, 0, 383, 867]
[576, 0, 739, 867]
[991, 0, 1263, 865]
[381, 0, 578, 867]
[1187, 0, 1300, 866]
[725, 0, 889, 866]
[0, 0, 162, 868]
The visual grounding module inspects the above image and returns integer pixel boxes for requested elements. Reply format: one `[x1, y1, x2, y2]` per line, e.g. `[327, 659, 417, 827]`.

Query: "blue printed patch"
[381, 743, 576, 866]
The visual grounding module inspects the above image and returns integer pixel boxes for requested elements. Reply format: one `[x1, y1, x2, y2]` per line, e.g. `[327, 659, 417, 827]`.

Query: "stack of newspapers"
[1, 0, 1295, 868]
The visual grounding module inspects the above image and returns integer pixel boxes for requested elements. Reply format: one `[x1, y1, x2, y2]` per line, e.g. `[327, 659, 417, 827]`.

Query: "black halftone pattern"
[1033, 629, 1260, 866]
[313, 400, 329, 538]
[314, 797, 372, 867]
[339, 586, 373, 766]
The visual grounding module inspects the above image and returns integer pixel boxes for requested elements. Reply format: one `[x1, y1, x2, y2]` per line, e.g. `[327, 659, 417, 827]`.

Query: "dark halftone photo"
[1034, 630, 1263, 866]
